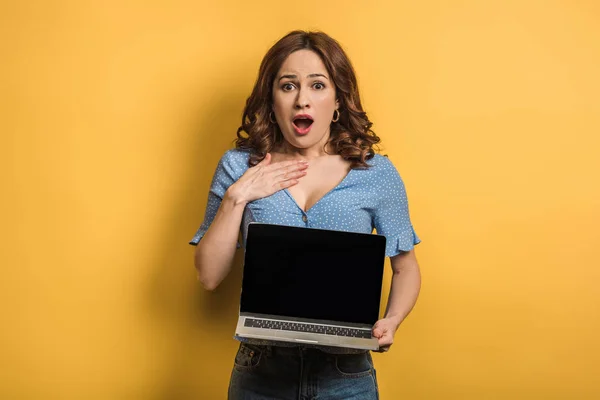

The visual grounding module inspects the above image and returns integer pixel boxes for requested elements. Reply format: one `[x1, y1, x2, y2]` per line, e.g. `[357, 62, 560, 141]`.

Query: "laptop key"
[244, 318, 372, 339]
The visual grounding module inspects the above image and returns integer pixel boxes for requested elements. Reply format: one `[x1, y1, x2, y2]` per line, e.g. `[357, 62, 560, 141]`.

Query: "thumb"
[372, 325, 384, 338]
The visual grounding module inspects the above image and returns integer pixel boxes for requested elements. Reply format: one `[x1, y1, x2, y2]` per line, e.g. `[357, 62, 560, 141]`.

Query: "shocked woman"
[190, 30, 422, 400]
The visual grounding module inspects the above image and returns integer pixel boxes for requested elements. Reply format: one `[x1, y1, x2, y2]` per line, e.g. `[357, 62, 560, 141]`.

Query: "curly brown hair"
[235, 30, 380, 169]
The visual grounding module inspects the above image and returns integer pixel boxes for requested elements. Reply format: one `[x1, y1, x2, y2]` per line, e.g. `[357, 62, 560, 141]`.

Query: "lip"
[292, 114, 314, 136]
[293, 114, 314, 122]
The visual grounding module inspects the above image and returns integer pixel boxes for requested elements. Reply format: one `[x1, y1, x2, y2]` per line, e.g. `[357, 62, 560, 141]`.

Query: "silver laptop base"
[235, 315, 380, 351]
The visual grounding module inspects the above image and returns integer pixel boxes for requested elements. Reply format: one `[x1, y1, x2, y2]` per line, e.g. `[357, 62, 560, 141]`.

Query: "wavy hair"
[235, 30, 380, 168]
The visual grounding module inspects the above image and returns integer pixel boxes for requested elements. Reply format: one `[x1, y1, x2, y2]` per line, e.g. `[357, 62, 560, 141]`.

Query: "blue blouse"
[190, 148, 420, 255]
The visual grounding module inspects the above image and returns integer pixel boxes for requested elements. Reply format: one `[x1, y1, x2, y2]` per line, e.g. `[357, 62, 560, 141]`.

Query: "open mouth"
[292, 115, 314, 135]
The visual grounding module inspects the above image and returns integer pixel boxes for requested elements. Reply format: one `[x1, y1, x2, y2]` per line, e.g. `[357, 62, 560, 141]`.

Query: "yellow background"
[2, 1, 599, 398]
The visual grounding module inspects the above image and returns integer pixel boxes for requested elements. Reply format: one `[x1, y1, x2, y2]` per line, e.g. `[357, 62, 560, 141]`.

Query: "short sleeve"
[372, 157, 421, 257]
[188, 151, 243, 247]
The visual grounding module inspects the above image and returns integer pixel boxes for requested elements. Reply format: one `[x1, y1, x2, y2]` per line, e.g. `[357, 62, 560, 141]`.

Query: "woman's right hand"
[225, 153, 308, 205]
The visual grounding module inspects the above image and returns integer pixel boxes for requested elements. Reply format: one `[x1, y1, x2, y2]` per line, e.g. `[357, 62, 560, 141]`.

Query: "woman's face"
[272, 49, 339, 151]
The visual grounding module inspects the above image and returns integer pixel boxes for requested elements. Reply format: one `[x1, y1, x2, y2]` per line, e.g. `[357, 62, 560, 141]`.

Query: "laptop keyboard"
[244, 318, 372, 339]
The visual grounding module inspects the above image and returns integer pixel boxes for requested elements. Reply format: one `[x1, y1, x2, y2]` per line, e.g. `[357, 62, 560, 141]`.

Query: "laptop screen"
[240, 223, 386, 326]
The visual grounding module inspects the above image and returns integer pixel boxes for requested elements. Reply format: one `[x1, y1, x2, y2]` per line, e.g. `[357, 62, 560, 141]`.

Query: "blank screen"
[240, 224, 386, 326]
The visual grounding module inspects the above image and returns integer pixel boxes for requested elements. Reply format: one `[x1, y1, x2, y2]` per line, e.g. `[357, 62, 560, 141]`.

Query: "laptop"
[234, 223, 387, 351]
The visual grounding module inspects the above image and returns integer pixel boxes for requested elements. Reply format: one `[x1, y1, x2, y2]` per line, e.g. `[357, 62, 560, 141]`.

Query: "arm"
[193, 191, 247, 291]
[372, 249, 421, 351]
[193, 154, 308, 290]
[369, 156, 421, 350]
[384, 249, 421, 325]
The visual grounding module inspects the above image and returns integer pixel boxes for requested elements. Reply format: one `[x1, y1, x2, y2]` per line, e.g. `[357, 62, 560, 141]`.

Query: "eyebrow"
[278, 73, 329, 82]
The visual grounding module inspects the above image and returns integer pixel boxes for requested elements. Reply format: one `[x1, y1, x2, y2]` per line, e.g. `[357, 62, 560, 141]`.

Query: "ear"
[335, 98, 340, 108]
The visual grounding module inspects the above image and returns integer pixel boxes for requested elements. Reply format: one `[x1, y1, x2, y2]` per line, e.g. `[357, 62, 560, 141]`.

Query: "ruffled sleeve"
[371, 156, 421, 257]
[189, 150, 246, 247]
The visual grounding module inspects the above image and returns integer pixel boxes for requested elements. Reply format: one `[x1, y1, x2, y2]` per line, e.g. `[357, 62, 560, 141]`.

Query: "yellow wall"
[2, 1, 599, 398]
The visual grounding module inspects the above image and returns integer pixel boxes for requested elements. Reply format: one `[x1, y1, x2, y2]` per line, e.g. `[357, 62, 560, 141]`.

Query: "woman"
[190, 30, 421, 400]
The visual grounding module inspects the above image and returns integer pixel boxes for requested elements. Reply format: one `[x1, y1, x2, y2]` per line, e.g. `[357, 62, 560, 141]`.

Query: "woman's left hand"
[372, 317, 401, 352]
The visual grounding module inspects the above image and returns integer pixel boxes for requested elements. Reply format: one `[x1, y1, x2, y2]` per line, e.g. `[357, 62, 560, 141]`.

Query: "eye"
[313, 81, 326, 90]
[281, 83, 295, 91]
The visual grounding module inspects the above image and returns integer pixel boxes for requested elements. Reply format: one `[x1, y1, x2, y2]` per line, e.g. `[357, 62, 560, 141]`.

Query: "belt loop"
[266, 345, 273, 357]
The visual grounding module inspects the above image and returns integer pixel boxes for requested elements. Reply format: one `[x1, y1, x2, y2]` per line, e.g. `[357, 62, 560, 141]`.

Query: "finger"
[277, 169, 307, 182]
[269, 159, 309, 173]
[270, 163, 308, 182]
[275, 178, 300, 190]
[377, 329, 392, 341]
[372, 327, 384, 339]
[378, 336, 393, 347]
[378, 340, 393, 352]
[377, 330, 394, 348]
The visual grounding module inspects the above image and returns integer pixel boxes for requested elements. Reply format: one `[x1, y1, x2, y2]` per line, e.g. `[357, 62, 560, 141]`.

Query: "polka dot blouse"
[189, 149, 420, 257]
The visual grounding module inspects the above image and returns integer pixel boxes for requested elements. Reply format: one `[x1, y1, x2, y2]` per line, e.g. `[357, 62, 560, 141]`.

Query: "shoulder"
[219, 148, 251, 170]
[213, 148, 251, 182]
[358, 153, 408, 196]
[220, 148, 251, 166]
[364, 153, 402, 179]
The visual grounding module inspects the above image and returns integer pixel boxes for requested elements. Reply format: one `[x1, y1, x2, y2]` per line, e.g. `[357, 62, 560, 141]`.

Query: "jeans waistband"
[243, 342, 368, 358]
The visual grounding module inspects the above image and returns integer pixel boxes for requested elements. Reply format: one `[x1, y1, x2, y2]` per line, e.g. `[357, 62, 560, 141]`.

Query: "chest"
[286, 158, 351, 212]
[242, 158, 377, 235]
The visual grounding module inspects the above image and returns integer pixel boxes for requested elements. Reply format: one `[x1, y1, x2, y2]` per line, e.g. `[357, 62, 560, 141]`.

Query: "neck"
[278, 144, 329, 160]
[276, 131, 333, 161]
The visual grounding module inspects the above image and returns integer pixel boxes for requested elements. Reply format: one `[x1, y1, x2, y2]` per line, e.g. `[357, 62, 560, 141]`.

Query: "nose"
[294, 88, 310, 109]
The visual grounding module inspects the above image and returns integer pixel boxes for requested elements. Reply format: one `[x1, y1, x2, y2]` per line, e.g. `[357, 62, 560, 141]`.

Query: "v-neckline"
[283, 167, 354, 214]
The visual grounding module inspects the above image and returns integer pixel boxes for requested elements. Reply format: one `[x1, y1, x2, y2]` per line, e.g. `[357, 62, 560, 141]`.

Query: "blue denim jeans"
[228, 343, 379, 399]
